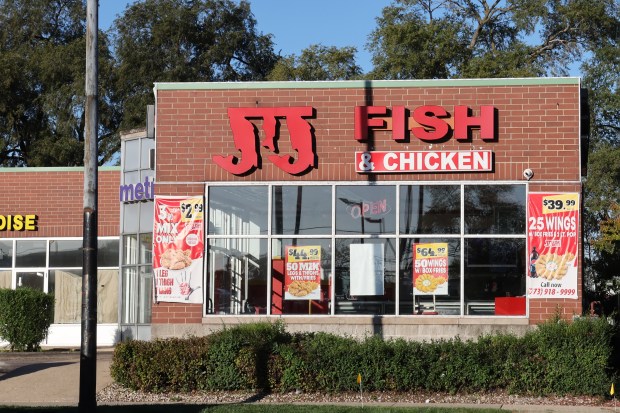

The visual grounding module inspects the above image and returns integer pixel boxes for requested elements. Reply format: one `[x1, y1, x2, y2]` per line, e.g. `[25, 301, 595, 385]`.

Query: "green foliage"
[583, 144, 620, 300]
[111, 336, 211, 392]
[0, 288, 54, 351]
[267, 45, 362, 81]
[112, 319, 616, 397]
[112, 321, 289, 393]
[368, 0, 619, 79]
[112, 0, 278, 130]
[0, 0, 120, 166]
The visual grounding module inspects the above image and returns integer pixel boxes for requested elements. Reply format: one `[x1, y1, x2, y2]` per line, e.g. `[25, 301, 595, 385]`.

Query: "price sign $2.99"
[180, 199, 204, 221]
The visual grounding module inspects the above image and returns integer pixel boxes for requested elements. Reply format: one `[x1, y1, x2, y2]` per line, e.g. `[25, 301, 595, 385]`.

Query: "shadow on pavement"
[0, 361, 75, 381]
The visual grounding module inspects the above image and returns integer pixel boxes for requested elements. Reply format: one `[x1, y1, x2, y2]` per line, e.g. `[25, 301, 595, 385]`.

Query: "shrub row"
[0, 287, 55, 351]
[111, 316, 616, 396]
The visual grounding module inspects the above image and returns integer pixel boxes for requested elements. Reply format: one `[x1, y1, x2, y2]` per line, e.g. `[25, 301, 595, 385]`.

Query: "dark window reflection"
[464, 185, 526, 234]
[16, 271, 44, 290]
[209, 186, 268, 235]
[336, 186, 396, 235]
[464, 238, 526, 315]
[272, 186, 332, 235]
[399, 185, 460, 234]
[99, 239, 120, 267]
[49, 240, 81, 267]
[15, 240, 46, 267]
[0, 240, 13, 267]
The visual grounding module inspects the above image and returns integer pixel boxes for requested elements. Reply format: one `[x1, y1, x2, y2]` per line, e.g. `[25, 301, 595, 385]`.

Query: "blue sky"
[98, 0, 392, 73]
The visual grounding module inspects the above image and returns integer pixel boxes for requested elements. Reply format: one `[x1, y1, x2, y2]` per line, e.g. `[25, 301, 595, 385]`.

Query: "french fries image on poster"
[153, 196, 204, 303]
[413, 243, 449, 295]
[284, 246, 321, 300]
[527, 193, 579, 299]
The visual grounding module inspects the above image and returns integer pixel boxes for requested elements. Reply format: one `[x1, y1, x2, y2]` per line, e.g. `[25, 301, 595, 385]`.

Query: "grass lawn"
[0, 404, 506, 413]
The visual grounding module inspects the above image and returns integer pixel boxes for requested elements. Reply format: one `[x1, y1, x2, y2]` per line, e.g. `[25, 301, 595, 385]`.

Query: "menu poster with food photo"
[527, 193, 579, 299]
[284, 246, 322, 300]
[413, 242, 449, 296]
[153, 196, 204, 303]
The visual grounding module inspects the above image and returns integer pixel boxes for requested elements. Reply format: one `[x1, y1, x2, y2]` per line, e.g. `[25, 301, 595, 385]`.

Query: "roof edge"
[154, 77, 581, 91]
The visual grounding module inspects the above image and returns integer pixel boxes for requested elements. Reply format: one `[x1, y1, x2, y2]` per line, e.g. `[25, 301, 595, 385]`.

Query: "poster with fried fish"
[527, 193, 579, 299]
[153, 196, 204, 303]
[284, 245, 321, 300]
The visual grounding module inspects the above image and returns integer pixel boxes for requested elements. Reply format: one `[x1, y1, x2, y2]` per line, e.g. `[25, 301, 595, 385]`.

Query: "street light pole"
[80, 0, 98, 411]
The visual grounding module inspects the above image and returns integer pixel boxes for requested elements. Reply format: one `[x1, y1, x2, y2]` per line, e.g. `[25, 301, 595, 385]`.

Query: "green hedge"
[111, 316, 616, 396]
[0, 288, 55, 351]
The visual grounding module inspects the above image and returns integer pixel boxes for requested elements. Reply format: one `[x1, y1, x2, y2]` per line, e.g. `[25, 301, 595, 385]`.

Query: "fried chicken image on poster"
[153, 196, 204, 303]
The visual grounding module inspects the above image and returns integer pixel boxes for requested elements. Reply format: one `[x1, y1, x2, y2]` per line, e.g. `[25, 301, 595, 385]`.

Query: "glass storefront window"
[207, 238, 267, 315]
[123, 203, 140, 233]
[336, 186, 396, 235]
[138, 266, 152, 324]
[202, 183, 528, 318]
[399, 238, 461, 315]
[98, 239, 120, 267]
[139, 234, 152, 264]
[99, 269, 119, 323]
[209, 186, 268, 235]
[464, 238, 526, 315]
[123, 139, 140, 171]
[334, 238, 396, 315]
[0, 270, 11, 289]
[399, 185, 460, 234]
[464, 185, 526, 234]
[0, 240, 13, 268]
[272, 186, 332, 235]
[140, 202, 154, 233]
[123, 234, 138, 265]
[49, 269, 81, 323]
[15, 240, 46, 267]
[49, 240, 81, 268]
[16, 271, 45, 290]
[271, 238, 331, 315]
[121, 267, 137, 323]
[140, 139, 154, 170]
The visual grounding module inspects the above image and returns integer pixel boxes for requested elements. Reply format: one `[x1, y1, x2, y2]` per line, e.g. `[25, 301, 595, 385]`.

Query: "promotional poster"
[413, 242, 449, 295]
[153, 196, 204, 303]
[284, 245, 322, 300]
[527, 193, 579, 299]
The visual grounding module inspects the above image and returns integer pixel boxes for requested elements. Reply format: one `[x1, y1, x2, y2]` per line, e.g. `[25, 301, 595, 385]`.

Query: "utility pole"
[80, 0, 98, 411]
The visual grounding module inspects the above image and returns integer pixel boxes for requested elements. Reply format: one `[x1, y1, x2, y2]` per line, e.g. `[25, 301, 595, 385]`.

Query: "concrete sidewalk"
[0, 349, 616, 412]
[0, 349, 113, 406]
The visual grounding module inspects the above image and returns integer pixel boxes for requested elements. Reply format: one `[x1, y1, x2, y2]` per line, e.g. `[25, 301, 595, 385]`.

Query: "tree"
[368, 0, 619, 79]
[581, 20, 620, 301]
[0, 0, 120, 166]
[267, 44, 362, 81]
[112, 0, 279, 131]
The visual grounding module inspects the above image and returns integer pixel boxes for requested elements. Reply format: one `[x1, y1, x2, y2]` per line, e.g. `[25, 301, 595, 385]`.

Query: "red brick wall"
[0, 168, 120, 237]
[155, 83, 581, 184]
[154, 80, 583, 326]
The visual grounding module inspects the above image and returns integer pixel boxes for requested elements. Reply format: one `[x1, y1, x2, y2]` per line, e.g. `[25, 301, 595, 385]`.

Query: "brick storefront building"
[0, 167, 121, 346]
[0, 78, 588, 346]
[150, 78, 587, 340]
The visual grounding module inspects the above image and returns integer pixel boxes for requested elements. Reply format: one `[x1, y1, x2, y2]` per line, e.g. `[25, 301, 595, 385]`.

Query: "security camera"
[523, 169, 534, 181]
